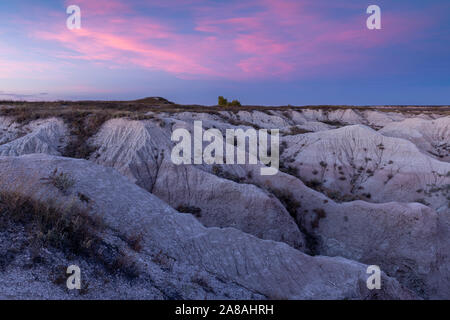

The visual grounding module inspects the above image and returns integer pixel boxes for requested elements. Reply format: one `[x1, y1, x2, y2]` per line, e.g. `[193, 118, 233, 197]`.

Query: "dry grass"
[284, 126, 312, 136]
[152, 250, 175, 271]
[268, 188, 322, 255]
[125, 232, 144, 253]
[269, 188, 301, 218]
[176, 205, 202, 218]
[41, 168, 75, 195]
[0, 190, 140, 277]
[0, 190, 104, 256]
[191, 273, 214, 293]
[1, 100, 448, 122]
[0, 100, 447, 161]
[311, 208, 327, 229]
[211, 165, 246, 184]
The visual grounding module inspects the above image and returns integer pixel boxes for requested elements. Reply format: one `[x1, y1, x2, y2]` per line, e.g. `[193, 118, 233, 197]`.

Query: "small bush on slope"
[0, 191, 103, 256]
[41, 169, 75, 195]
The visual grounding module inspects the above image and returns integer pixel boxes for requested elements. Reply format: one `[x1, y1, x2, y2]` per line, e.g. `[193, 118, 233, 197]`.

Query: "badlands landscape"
[0, 99, 448, 300]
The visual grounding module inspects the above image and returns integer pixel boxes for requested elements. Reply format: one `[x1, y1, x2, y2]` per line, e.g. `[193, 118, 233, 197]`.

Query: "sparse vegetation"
[280, 141, 288, 155]
[152, 250, 175, 271]
[218, 96, 228, 106]
[62, 112, 111, 159]
[268, 188, 301, 218]
[218, 96, 241, 107]
[211, 165, 245, 184]
[322, 120, 345, 127]
[125, 232, 144, 253]
[306, 179, 322, 190]
[311, 208, 327, 229]
[267, 187, 320, 255]
[0, 190, 103, 258]
[284, 126, 311, 136]
[112, 249, 140, 278]
[1, 101, 448, 120]
[229, 100, 241, 107]
[41, 169, 75, 195]
[279, 163, 299, 177]
[176, 205, 202, 218]
[191, 273, 214, 293]
[227, 118, 261, 130]
[0, 190, 140, 278]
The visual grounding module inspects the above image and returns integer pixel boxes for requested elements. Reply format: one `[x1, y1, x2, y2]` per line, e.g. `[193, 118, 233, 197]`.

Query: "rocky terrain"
[0, 100, 448, 300]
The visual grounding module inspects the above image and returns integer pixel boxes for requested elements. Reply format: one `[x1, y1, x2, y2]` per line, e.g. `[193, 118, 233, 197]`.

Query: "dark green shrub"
[218, 96, 228, 106]
[229, 100, 241, 107]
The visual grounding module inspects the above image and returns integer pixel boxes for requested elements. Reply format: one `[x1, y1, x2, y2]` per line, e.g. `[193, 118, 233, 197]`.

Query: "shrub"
[306, 179, 322, 190]
[285, 127, 311, 136]
[41, 169, 75, 195]
[279, 164, 299, 177]
[62, 112, 110, 159]
[112, 249, 140, 279]
[269, 188, 301, 218]
[211, 165, 245, 183]
[152, 250, 175, 271]
[322, 120, 345, 127]
[176, 205, 202, 218]
[218, 96, 241, 107]
[126, 232, 144, 252]
[319, 161, 328, 168]
[377, 143, 385, 150]
[229, 100, 241, 107]
[191, 273, 214, 293]
[218, 96, 228, 106]
[311, 208, 327, 229]
[0, 191, 103, 257]
[0, 191, 141, 278]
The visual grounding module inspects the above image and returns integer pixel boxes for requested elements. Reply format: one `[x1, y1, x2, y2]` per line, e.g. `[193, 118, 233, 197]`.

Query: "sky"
[0, 0, 449, 105]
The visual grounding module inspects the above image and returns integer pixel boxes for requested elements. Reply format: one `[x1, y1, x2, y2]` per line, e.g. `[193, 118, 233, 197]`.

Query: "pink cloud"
[26, 0, 435, 80]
